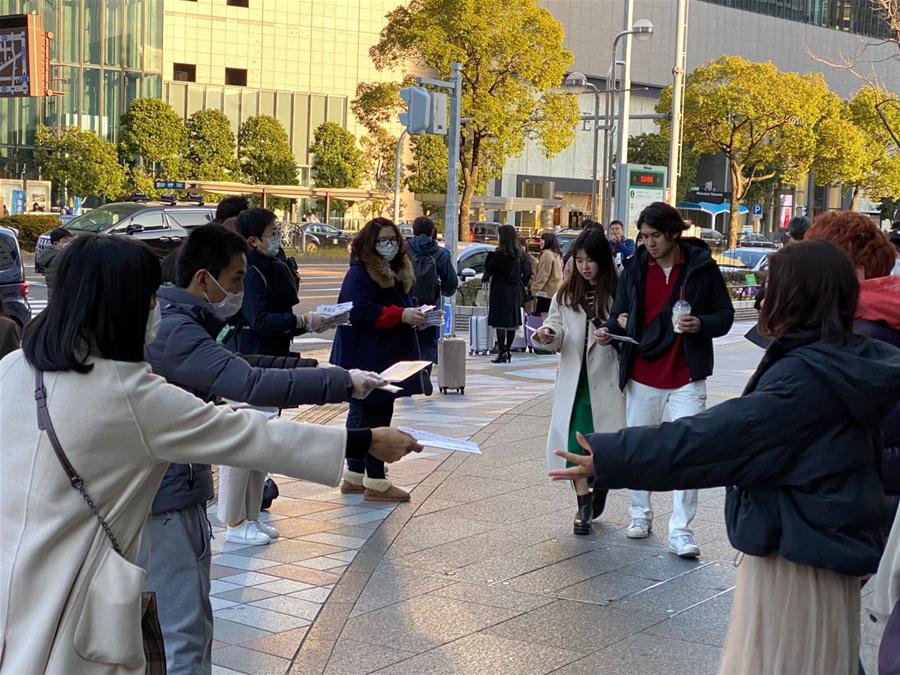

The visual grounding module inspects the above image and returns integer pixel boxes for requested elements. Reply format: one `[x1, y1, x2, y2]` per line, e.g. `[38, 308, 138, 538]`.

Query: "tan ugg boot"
[340, 469, 365, 494]
[363, 477, 410, 502]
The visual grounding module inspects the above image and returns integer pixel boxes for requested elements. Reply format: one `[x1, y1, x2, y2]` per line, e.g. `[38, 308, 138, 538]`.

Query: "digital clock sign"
[629, 170, 664, 189]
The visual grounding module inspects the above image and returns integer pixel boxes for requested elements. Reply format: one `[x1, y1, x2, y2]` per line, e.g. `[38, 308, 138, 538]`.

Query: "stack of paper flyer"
[399, 427, 482, 455]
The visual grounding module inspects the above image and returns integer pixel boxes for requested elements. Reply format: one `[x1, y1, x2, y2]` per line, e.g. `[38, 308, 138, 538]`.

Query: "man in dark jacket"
[406, 216, 459, 366]
[37, 227, 71, 300]
[598, 201, 734, 557]
[138, 224, 396, 674]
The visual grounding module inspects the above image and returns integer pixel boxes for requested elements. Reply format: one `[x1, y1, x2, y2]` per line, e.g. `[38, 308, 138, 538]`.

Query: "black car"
[699, 228, 727, 253]
[0, 226, 32, 327]
[35, 202, 215, 270]
[738, 232, 777, 249]
[299, 222, 353, 251]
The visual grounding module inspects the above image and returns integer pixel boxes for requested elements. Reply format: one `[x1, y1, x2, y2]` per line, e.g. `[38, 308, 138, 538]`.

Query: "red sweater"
[630, 253, 692, 390]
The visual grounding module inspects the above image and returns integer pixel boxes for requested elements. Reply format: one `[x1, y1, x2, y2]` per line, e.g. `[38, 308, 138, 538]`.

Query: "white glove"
[349, 369, 386, 399]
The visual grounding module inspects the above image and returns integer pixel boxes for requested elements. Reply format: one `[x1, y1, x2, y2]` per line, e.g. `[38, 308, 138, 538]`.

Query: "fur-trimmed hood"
[357, 251, 415, 293]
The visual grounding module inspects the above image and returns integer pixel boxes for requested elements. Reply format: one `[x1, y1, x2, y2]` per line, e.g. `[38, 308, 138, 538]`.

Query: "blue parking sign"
[752, 204, 763, 216]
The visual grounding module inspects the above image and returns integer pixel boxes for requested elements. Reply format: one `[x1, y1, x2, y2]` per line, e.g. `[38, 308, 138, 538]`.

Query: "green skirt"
[566, 361, 594, 468]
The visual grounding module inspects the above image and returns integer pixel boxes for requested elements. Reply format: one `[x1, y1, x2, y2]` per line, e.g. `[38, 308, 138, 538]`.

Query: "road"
[25, 260, 349, 354]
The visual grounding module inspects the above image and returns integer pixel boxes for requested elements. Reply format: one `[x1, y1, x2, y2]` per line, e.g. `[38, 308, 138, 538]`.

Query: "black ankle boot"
[574, 493, 592, 535]
[591, 488, 608, 520]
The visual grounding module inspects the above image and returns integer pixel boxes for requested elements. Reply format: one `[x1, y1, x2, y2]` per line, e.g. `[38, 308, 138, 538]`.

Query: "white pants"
[216, 467, 266, 525]
[625, 379, 707, 538]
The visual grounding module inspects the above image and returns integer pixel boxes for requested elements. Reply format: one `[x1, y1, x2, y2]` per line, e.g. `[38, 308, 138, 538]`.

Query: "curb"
[288, 391, 555, 674]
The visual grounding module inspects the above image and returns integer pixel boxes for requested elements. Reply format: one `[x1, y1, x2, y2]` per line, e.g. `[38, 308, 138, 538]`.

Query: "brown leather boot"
[340, 470, 365, 494]
[363, 477, 410, 502]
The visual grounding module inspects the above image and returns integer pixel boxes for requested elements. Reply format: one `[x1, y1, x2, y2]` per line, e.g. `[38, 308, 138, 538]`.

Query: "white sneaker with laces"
[668, 533, 700, 558]
[254, 520, 279, 540]
[225, 520, 272, 546]
[626, 518, 652, 539]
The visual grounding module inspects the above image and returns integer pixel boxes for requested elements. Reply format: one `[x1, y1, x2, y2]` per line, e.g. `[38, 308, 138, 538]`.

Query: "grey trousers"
[217, 466, 266, 524]
[137, 503, 213, 675]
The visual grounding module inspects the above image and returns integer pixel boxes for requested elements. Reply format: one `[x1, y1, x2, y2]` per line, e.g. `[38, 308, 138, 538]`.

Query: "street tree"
[810, 95, 871, 210]
[238, 115, 298, 185]
[658, 56, 832, 247]
[185, 109, 239, 181]
[34, 125, 125, 202]
[352, 81, 405, 136]
[627, 132, 699, 202]
[845, 86, 900, 206]
[358, 127, 396, 218]
[310, 122, 364, 190]
[119, 98, 187, 179]
[371, 0, 580, 238]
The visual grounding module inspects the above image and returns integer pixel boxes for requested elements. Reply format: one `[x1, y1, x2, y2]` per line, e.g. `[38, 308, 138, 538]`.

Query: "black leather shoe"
[573, 493, 592, 535]
[591, 488, 608, 520]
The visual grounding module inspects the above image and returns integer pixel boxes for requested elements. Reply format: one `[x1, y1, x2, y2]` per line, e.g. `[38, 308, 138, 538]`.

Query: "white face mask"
[145, 301, 161, 345]
[205, 273, 244, 319]
[262, 233, 281, 258]
[376, 240, 399, 262]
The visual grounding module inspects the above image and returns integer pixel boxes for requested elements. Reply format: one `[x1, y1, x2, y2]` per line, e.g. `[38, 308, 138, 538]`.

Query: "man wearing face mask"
[139, 224, 417, 674]
[227, 207, 330, 356]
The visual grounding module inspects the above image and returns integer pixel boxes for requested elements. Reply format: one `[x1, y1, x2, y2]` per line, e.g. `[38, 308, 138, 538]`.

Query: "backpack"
[412, 250, 441, 305]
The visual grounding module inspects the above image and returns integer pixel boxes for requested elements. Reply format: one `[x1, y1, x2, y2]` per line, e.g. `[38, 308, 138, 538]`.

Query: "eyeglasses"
[377, 237, 399, 244]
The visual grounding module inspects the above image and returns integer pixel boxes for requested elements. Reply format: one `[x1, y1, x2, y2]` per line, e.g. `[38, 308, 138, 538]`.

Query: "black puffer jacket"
[588, 331, 900, 576]
[604, 239, 734, 390]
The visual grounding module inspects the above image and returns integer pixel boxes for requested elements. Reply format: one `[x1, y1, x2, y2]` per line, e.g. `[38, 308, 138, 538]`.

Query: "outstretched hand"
[548, 432, 596, 481]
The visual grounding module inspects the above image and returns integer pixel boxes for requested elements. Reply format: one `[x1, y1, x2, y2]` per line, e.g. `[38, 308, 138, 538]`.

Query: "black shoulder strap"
[34, 370, 124, 555]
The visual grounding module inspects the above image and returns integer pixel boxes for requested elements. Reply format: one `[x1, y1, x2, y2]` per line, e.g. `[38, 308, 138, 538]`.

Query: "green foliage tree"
[371, 0, 580, 238]
[358, 127, 396, 218]
[626, 132, 699, 202]
[658, 56, 833, 247]
[310, 122, 364, 189]
[844, 87, 900, 207]
[238, 115, 298, 185]
[119, 98, 187, 179]
[34, 125, 126, 202]
[405, 134, 450, 196]
[185, 109, 239, 181]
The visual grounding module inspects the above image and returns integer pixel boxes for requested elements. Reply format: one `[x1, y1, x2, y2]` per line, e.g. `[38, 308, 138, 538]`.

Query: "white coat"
[0, 352, 347, 674]
[541, 293, 626, 470]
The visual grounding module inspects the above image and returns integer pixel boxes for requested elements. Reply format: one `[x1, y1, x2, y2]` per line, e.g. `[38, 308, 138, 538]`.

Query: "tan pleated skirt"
[718, 554, 860, 675]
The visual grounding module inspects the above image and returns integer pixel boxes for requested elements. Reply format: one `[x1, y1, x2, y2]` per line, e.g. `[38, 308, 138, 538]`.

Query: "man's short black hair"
[636, 202, 688, 237]
[412, 216, 435, 237]
[176, 224, 249, 288]
[609, 220, 624, 228]
[235, 208, 277, 241]
[215, 195, 250, 222]
[787, 216, 811, 241]
[49, 227, 71, 244]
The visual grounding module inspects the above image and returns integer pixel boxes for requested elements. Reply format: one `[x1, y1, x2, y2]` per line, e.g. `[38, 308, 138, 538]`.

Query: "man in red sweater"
[598, 202, 734, 557]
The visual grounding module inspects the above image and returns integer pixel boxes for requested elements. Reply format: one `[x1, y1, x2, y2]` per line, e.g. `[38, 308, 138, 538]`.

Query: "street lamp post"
[561, 72, 601, 220]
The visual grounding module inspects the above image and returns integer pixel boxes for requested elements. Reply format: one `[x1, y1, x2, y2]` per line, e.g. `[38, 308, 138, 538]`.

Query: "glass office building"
[0, 0, 164, 178]
[700, 0, 890, 38]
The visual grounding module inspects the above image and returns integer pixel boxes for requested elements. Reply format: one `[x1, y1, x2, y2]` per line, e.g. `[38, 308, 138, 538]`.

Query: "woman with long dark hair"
[0, 294, 20, 360]
[552, 240, 900, 674]
[484, 224, 530, 363]
[0, 234, 419, 673]
[531, 232, 563, 321]
[330, 217, 426, 501]
[533, 229, 625, 534]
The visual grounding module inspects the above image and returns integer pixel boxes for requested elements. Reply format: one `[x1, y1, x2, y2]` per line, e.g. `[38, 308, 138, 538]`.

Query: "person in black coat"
[331, 217, 426, 502]
[553, 240, 900, 675]
[484, 224, 531, 363]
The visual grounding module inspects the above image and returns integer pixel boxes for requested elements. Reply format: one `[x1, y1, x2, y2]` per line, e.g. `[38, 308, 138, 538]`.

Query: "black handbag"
[636, 269, 688, 361]
[261, 475, 280, 511]
[34, 371, 167, 674]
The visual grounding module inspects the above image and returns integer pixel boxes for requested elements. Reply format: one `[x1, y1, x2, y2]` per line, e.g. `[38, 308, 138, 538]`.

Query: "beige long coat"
[542, 294, 625, 470]
[0, 352, 347, 674]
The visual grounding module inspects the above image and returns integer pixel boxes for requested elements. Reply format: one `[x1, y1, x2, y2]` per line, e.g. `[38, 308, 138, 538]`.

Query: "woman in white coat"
[0, 234, 421, 675]
[533, 229, 625, 535]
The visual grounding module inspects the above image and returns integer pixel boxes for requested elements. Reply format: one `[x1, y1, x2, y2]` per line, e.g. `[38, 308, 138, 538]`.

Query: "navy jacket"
[605, 239, 735, 390]
[228, 250, 304, 357]
[589, 331, 900, 576]
[406, 234, 459, 300]
[147, 286, 354, 515]
[330, 253, 423, 405]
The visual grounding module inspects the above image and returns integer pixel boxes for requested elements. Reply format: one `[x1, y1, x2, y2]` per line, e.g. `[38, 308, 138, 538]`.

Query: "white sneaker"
[668, 533, 700, 558]
[254, 520, 279, 540]
[626, 518, 652, 539]
[225, 520, 272, 546]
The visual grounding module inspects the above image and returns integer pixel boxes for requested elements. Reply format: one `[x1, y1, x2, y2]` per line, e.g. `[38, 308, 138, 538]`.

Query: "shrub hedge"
[0, 215, 62, 251]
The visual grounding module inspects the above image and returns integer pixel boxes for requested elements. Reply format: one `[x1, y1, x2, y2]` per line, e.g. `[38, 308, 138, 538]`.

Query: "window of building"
[227, 0, 249, 7]
[225, 68, 248, 87]
[173, 63, 196, 82]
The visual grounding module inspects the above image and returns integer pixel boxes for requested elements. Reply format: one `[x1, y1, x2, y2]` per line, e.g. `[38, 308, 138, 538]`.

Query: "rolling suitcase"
[510, 309, 527, 352]
[469, 314, 491, 355]
[437, 337, 466, 394]
[524, 312, 547, 353]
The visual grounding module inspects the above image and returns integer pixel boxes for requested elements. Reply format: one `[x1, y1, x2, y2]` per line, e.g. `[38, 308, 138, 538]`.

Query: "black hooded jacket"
[588, 331, 900, 576]
[604, 238, 735, 390]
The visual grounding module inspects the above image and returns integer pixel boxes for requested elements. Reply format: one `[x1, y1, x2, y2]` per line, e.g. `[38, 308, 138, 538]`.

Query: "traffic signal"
[398, 87, 448, 135]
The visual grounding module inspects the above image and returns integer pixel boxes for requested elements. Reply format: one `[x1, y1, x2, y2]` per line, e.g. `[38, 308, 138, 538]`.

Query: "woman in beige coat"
[531, 232, 563, 321]
[533, 230, 625, 535]
[0, 235, 420, 674]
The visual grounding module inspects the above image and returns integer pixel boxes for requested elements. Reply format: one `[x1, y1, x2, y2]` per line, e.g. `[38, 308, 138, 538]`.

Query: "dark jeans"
[346, 399, 395, 479]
